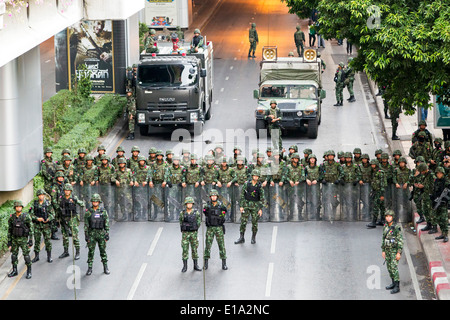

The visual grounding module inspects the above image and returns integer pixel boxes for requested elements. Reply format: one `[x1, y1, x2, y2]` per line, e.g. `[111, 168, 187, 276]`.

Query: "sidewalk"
[366, 73, 450, 300]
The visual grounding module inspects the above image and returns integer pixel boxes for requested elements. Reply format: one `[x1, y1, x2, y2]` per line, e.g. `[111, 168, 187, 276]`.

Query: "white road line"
[147, 227, 163, 256]
[225, 76, 229, 81]
[356, 73, 380, 146]
[265, 263, 274, 297]
[220, 88, 224, 92]
[127, 263, 147, 300]
[400, 225, 423, 300]
[230, 66, 234, 70]
[270, 226, 278, 254]
[215, 100, 219, 105]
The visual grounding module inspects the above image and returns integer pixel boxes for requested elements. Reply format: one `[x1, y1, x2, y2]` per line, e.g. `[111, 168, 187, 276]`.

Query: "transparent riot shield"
[232, 185, 243, 224]
[133, 185, 149, 222]
[201, 184, 215, 206]
[259, 184, 270, 222]
[149, 184, 166, 221]
[340, 183, 359, 221]
[217, 185, 234, 222]
[98, 183, 115, 221]
[384, 183, 394, 210]
[79, 183, 98, 215]
[184, 184, 202, 212]
[287, 183, 306, 222]
[393, 186, 412, 223]
[115, 185, 133, 222]
[306, 183, 321, 221]
[359, 183, 372, 222]
[322, 183, 341, 221]
[165, 184, 184, 222]
[269, 183, 289, 222]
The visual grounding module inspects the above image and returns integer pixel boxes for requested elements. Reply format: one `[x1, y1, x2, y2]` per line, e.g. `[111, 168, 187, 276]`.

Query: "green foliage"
[0, 201, 14, 255]
[139, 22, 149, 53]
[71, 64, 94, 103]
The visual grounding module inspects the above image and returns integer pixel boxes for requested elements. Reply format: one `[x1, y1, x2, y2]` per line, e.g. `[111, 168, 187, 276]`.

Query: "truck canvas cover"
[260, 60, 321, 85]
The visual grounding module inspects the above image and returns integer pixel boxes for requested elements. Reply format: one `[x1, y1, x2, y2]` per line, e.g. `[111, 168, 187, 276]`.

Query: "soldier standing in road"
[345, 58, 356, 102]
[127, 146, 141, 173]
[84, 193, 110, 276]
[358, 154, 372, 185]
[180, 196, 202, 272]
[248, 23, 258, 58]
[125, 89, 136, 140]
[7, 200, 34, 279]
[235, 169, 267, 245]
[333, 62, 345, 107]
[112, 146, 127, 169]
[294, 25, 305, 57]
[389, 102, 401, 141]
[381, 210, 403, 294]
[432, 167, 449, 242]
[203, 189, 228, 271]
[415, 163, 435, 233]
[284, 153, 305, 186]
[113, 157, 135, 221]
[319, 150, 344, 184]
[40, 147, 57, 195]
[367, 159, 387, 228]
[231, 155, 250, 186]
[30, 189, 55, 264]
[392, 157, 411, 192]
[94, 145, 106, 167]
[266, 100, 283, 152]
[201, 155, 219, 188]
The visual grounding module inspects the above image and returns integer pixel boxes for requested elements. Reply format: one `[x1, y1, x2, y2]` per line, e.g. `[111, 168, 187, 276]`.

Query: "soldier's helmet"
[381, 152, 389, 159]
[436, 166, 445, 174]
[156, 150, 164, 157]
[166, 150, 174, 155]
[97, 145, 106, 152]
[190, 154, 198, 160]
[62, 155, 72, 162]
[149, 29, 156, 35]
[418, 131, 426, 137]
[328, 150, 336, 157]
[138, 155, 147, 162]
[251, 169, 261, 177]
[184, 197, 195, 204]
[353, 148, 361, 154]
[209, 189, 219, 197]
[270, 100, 277, 105]
[36, 189, 46, 196]
[117, 157, 127, 164]
[55, 171, 65, 178]
[61, 148, 71, 155]
[361, 153, 370, 159]
[236, 155, 245, 162]
[339, 62, 345, 67]
[375, 149, 383, 155]
[194, 28, 201, 34]
[291, 153, 300, 159]
[100, 154, 109, 161]
[398, 157, 407, 163]
[116, 146, 125, 153]
[296, 25, 301, 30]
[435, 137, 443, 144]
[85, 154, 94, 161]
[149, 147, 157, 154]
[251, 23, 256, 28]
[131, 146, 140, 153]
[344, 152, 352, 158]
[370, 159, 379, 166]
[44, 147, 53, 154]
[90, 193, 102, 203]
[78, 148, 87, 154]
[418, 120, 427, 127]
[220, 156, 228, 164]
[289, 145, 298, 152]
[393, 150, 402, 156]
[417, 163, 428, 172]
[385, 209, 395, 218]
[415, 156, 425, 163]
[14, 200, 24, 208]
[303, 148, 312, 155]
[172, 155, 181, 161]
[63, 183, 73, 191]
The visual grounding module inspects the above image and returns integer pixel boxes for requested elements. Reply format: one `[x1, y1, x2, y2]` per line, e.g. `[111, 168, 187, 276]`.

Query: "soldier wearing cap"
[30, 189, 55, 263]
[203, 189, 228, 270]
[266, 100, 283, 152]
[432, 167, 449, 243]
[8, 200, 34, 279]
[366, 159, 387, 228]
[84, 193, 110, 275]
[40, 147, 57, 195]
[333, 62, 346, 107]
[381, 210, 403, 294]
[235, 169, 267, 244]
[180, 196, 202, 272]
[127, 146, 141, 172]
[391, 149, 402, 169]
[248, 23, 258, 58]
[125, 89, 136, 140]
[165, 149, 174, 165]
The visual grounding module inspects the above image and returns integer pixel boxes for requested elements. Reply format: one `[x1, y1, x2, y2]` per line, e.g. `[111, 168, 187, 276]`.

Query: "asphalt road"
[0, 0, 435, 301]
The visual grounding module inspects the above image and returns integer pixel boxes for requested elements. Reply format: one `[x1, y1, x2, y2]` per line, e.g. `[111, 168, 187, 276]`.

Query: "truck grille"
[282, 111, 299, 120]
[147, 102, 188, 110]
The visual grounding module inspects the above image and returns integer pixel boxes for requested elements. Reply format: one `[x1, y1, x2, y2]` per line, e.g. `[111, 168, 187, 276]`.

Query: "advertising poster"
[146, 0, 177, 27]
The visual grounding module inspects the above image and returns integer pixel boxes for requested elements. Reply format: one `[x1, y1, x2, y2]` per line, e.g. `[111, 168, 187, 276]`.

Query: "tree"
[281, 0, 450, 113]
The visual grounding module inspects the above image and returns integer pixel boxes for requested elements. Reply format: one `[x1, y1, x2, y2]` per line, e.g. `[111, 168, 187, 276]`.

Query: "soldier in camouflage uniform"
[391, 149, 402, 170]
[415, 163, 435, 233]
[150, 150, 168, 188]
[341, 152, 361, 185]
[112, 146, 127, 169]
[353, 148, 362, 165]
[40, 147, 57, 195]
[30, 189, 55, 263]
[392, 157, 410, 191]
[284, 153, 305, 186]
[50, 171, 68, 240]
[72, 148, 88, 179]
[217, 157, 235, 188]
[203, 189, 228, 270]
[266, 100, 283, 152]
[84, 193, 110, 275]
[183, 154, 202, 188]
[125, 89, 136, 140]
[358, 154, 372, 185]
[300, 148, 312, 167]
[333, 62, 345, 107]
[167, 155, 186, 186]
[381, 210, 403, 294]
[411, 156, 426, 223]
[57, 183, 84, 260]
[127, 146, 141, 172]
[179, 196, 202, 272]
[94, 145, 106, 167]
[266, 150, 286, 186]
[231, 155, 250, 186]
[113, 157, 135, 221]
[344, 58, 356, 102]
[7, 200, 34, 279]
[180, 148, 191, 168]
[432, 167, 449, 242]
[201, 155, 218, 187]
[366, 159, 387, 228]
[165, 150, 174, 166]
[78, 155, 98, 187]
[144, 28, 159, 53]
[409, 131, 432, 162]
[294, 25, 306, 57]
[248, 23, 258, 58]
[319, 150, 344, 184]
[60, 155, 76, 185]
[411, 120, 433, 145]
[235, 169, 267, 244]
[305, 154, 321, 186]
[430, 137, 445, 172]
[133, 156, 151, 220]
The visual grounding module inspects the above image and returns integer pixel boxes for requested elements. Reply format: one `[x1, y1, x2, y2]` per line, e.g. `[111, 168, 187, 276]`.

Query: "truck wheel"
[256, 119, 266, 139]
[139, 125, 149, 136]
[307, 118, 318, 139]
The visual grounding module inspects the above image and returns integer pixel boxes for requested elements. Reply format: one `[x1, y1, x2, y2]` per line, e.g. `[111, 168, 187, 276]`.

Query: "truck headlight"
[303, 104, 317, 116]
[297, 111, 303, 117]
[138, 113, 146, 124]
[190, 112, 198, 122]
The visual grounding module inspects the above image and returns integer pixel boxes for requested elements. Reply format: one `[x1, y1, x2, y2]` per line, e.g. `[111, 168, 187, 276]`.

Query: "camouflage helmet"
[36, 189, 46, 196]
[220, 156, 228, 164]
[418, 131, 426, 137]
[116, 146, 125, 153]
[339, 62, 345, 67]
[289, 145, 298, 152]
[44, 147, 53, 154]
[61, 148, 71, 155]
[270, 100, 277, 105]
[385, 209, 395, 218]
[251, 169, 261, 177]
[308, 154, 317, 160]
[436, 166, 445, 174]
[78, 148, 87, 154]
[100, 154, 109, 161]
[328, 150, 336, 157]
[236, 155, 245, 162]
[148, 147, 157, 154]
[190, 154, 198, 160]
[435, 137, 443, 144]
[138, 155, 147, 162]
[353, 148, 361, 154]
[303, 148, 312, 155]
[209, 189, 219, 197]
[393, 150, 402, 156]
[62, 155, 72, 162]
[418, 120, 427, 126]
[194, 28, 201, 34]
[398, 157, 407, 163]
[166, 150, 174, 155]
[14, 200, 24, 208]
[361, 153, 370, 159]
[97, 145, 106, 152]
[184, 196, 195, 204]
[291, 153, 300, 159]
[375, 149, 383, 155]
[131, 146, 140, 153]
[344, 152, 352, 158]
[85, 154, 94, 161]
[251, 23, 256, 28]
[205, 154, 214, 161]
[296, 25, 301, 30]
[370, 159, 379, 166]
[337, 151, 344, 158]
[55, 171, 65, 178]
[172, 155, 181, 161]
[149, 28, 156, 35]
[415, 156, 425, 163]
[417, 163, 428, 172]
[117, 157, 127, 164]
[380, 152, 390, 159]
[156, 149, 164, 157]
[63, 183, 73, 191]
[90, 193, 102, 203]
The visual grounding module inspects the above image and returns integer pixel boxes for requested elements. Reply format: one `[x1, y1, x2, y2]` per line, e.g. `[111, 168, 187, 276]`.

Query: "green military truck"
[254, 47, 325, 139]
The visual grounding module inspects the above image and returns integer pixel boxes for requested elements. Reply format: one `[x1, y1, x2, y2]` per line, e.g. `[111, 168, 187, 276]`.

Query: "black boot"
[86, 267, 92, 276]
[234, 232, 245, 244]
[366, 217, 377, 228]
[222, 259, 228, 270]
[31, 251, 39, 263]
[348, 95, 356, 102]
[385, 278, 395, 290]
[428, 225, 438, 234]
[24, 256, 32, 279]
[59, 249, 69, 259]
[416, 215, 425, 224]
[385, 111, 391, 119]
[74, 248, 80, 260]
[47, 250, 53, 263]
[334, 102, 342, 107]
[51, 231, 59, 240]
[193, 259, 202, 271]
[126, 132, 134, 140]
[8, 266, 18, 278]
[390, 281, 400, 294]
[248, 50, 252, 58]
[103, 263, 110, 275]
[204, 259, 208, 270]
[376, 217, 385, 226]
[251, 232, 257, 244]
[181, 260, 188, 273]
[421, 222, 432, 231]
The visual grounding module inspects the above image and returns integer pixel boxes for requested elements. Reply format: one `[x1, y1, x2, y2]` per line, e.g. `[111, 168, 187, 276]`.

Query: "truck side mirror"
[253, 89, 259, 99]
[200, 68, 207, 77]
[320, 90, 326, 99]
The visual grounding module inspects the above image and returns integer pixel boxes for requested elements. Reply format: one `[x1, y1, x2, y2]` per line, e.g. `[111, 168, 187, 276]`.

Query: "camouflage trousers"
[181, 231, 199, 260]
[335, 84, 344, 102]
[420, 198, 434, 225]
[296, 44, 304, 57]
[204, 226, 226, 260]
[128, 117, 135, 134]
[60, 216, 80, 250]
[434, 205, 448, 236]
[346, 80, 354, 96]
[240, 206, 260, 234]
[86, 229, 108, 267]
[371, 191, 385, 221]
[249, 41, 257, 54]
[384, 248, 400, 281]
[33, 222, 52, 253]
[10, 237, 31, 266]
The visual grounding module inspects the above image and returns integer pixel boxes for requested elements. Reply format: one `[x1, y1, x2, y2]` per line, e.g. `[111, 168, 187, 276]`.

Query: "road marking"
[270, 226, 278, 254]
[265, 263, 274, 297]
[127, 263, 147, 300]
[225, 76, 229, 81]
[220, 88, 224, 92]
[215, 100, 219, 105]
[230, 66, 234, 70]
[400, 225, 423, 300]
[356, 73, 379, 146]
[147, 227, 163, 256]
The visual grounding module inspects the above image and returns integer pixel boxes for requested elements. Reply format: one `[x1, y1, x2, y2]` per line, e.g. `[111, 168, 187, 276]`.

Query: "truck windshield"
[138, 64, 198, 87]
[260, 85, 317, 99]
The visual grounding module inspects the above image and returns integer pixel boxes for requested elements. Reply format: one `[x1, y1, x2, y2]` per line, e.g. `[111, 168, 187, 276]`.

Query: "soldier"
[72, 148, 88, 179]
[229, 146, 246, 167]
[345, 58, 356, 102]
[432, 167, 449, 242]
[319, 150, 344, 184]
[134, 156, 151, 187]
[113, 157, 135, 221]
[30, 189, 55, 263]
[284, 153, 305, 186]
[392, 150, 402, 169]
[61, 155, 76, 185]
[203, 189, 228, 270]
[148, 147, 158, 166]
[182, 154, 202, 189]
[57, 183, 84, 260]
[411, 156, 426, 223]
[50, 171, 67, 240]
[84, 193, 110, 275]
[190, 28, 204, 53]
[389, 103, 401, 140]
[7, 201, 34, 279]
[127, 146, 141, 172]
[294, 25, 305, 57]
[180, 148, 191, 168]
[266, 100, 283, 152]
[341, 152, 361, 185]
[94, 145, 106, 167]
[248, 23, 259, 58]
[366, 159, 387, 228]
[381, 210, 403, 294]
[409, 131, 432, 162]
[285, 145, 298, 161]
[179, 196, 202, 272]
[40, 147, 57, 195]
[300, 148, 312, 167]
[414, 163, 435, 233]
[201, 155, 218, 187]
[112, 146, 127, 169]
[216, 157, 235, 188]
[430, 137, 445, 172]
[232, 155, 250, 186]
[305, 154, 321, 186]
[393, 157, 411, 191]
[358, 153, 372, 185]
[248, 152, 268, 187]
[125, 66, 133, 93]
[267, 150, 286, 186]
[150, 150, 168, 188]
[97, 154, 115, 185]
[411, 120, 433, 145]
[165, 150, 174, 165]
[380, 153, 394, 201]
[144, 28, 159, 53]
[125, 89, 136, 140]
[235, 169, 267, 244]
[133, 156, 151, 220]
[78, 155, 98, 187]
[167, 155, 186, 187]
[353, 148, 362, 165]
[175, 26, 185, 42]
[333, 62, 345, 107]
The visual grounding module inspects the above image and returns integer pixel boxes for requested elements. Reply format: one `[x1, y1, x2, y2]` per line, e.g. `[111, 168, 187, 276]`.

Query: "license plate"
[160, 114, 174, 120]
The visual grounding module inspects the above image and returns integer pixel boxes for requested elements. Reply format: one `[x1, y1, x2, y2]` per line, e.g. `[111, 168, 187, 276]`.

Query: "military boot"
[181, 260, 188, 273]
[204, 259, 208, 270]
[86, 267, 93, 276]
[385, 278, 395, 290]
[47, 250, 53, 263]
[366, 217, 377, 229]
[390, 281, 400, 294]
[31, 251, 39, 263]
[126, 132, 134, 140]
[428, 225, 438, 234]
[251, 232, 257, 244]
[385, 111, 391, 119]
[74, 248, 80, 260]
[334, 102, 342, 107]
[51, 231, 59, 240]
[348, 95, 356, 102]
[7, 266, 18, 278]
[416, 215, 425, 224]
[59, 248, 69, 259]
[248, 50, 252, 58]
[222, 259, 228, 270]
[421, 222, 432, 232]
[392, 133, 400, 140]
[24, 255, 32, 279]
[234, 232, 245, 244]
[193, 259, 202, 271]
[103, 263, 110, 275]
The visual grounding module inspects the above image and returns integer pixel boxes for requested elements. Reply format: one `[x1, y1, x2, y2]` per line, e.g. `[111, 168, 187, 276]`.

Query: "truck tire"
[307, 118, 318, 139]
[256, 119, 266, 139]
[139, 125, 149, 136]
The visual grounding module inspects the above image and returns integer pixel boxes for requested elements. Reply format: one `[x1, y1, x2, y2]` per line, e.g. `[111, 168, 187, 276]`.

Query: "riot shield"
[306, 183, 321, 221]
[269, 183, 289, 222]
[98, 183, 115, 221]
[115, 185, 133, 221]
[79, 183, 98, 214]
[149, 184, 166, 221]
[133, 185, 149, 221]
[184, 184, 202, 212]
[201, 184, 215, 206]
[217, 185, 234, 222]
[232, 185, 244, 224]
[340, 183, 359, 221]
[393, 186, 412, 223]
[384, 183, 394, 210]
[359, 183, 372, 222]
[260, 184, 270, 222]
[165, 184, 184, 222]
[287, 183, 306, 222]
[322, 183, 341, 221]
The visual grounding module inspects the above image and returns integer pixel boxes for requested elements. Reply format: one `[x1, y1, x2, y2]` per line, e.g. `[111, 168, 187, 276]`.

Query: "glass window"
[138, 64, 198, 87]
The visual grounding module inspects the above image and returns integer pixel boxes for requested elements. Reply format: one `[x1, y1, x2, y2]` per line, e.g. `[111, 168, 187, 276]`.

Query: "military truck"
[253, 47, 325, 139]
[135, 40, 213, 135]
